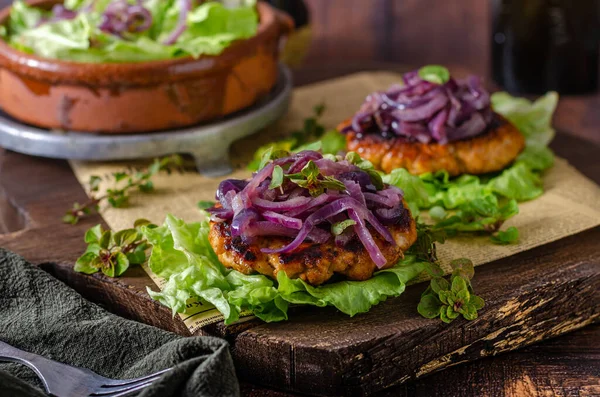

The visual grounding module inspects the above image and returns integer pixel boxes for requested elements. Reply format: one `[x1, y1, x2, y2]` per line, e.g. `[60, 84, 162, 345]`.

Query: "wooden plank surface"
[240, 323, 600, 397]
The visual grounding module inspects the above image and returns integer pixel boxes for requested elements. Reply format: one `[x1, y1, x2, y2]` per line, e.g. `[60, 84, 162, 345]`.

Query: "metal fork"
[0, 340, 171, 397]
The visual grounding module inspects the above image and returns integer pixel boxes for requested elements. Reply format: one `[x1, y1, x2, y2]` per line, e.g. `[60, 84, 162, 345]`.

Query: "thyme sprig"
[64, 155, 183, 224]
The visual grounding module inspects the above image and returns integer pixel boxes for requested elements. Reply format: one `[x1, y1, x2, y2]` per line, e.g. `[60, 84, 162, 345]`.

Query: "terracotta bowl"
[0, 0, 293, 133]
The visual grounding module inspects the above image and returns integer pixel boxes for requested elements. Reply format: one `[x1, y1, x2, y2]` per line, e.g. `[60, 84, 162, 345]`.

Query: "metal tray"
[0, 65, 292, 176]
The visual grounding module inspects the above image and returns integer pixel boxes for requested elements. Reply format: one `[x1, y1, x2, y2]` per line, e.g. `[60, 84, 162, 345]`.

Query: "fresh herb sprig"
[418, 258, 485, 323]
[64, 155, 183, 224]
[74, 219, 155, 277]
[287, 160, 346, 197]
[409, 224, 485, 323]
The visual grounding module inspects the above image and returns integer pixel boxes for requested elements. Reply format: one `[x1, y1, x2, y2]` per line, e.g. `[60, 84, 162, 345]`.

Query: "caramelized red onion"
[99, 0, 153, 36]
[163, 0, 192, 45]
[342, 69, 493, 144]
[206, 151, 411, 268]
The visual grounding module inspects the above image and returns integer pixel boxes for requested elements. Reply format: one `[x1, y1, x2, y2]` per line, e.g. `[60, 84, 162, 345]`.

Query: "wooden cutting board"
[1, 130, 598, 396]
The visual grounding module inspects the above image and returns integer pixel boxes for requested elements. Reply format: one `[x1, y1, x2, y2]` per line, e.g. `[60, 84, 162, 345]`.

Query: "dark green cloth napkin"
[0, 248, 240, 397]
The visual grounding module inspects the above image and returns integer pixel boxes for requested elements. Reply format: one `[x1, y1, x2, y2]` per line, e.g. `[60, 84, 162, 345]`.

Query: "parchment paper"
[70, 72, 600, 333]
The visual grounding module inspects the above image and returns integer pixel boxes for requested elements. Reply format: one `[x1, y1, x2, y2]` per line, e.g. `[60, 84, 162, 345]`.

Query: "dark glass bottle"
[266, 0, 309, 29]
[265, 0, 311, 67]
[492, 0, 600, 95]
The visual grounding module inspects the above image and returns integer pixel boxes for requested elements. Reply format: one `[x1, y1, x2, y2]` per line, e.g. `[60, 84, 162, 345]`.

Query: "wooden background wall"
[303, 0, 490, 75]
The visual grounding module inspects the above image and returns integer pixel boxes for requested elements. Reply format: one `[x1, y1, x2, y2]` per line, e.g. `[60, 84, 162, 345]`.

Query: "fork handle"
[0, 340, 53, 392]
[0, 339, 95, 396]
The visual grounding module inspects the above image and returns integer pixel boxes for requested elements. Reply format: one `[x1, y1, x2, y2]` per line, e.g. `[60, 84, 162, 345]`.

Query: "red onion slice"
[163, 0, 191, 45]
[344, 68, 494, 144]
[262, 211, 303, 230]
[206, 151, 410, 269]
[348, 209, 387, 268]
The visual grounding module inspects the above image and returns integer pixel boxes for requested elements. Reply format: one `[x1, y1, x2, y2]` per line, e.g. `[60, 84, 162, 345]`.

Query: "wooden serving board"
[0, 131, 598, 396]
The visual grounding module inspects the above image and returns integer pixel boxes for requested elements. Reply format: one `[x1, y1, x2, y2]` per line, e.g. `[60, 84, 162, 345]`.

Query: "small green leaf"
[74, 252, 99, 274]
[331, 219, 357, 236]
[451, 276, 468, 294]
[293, 141, 322, 153]
[134, 218, 153, 228]
[320, 130, 346, 155]
[257, 146, 274, 171]
[321, 176, 346, 192]
[440, 308, 452, 323]
[88, 175, 102, 192]
[365, 169, 385, 190]
[99, 230, 111, 249]
[108, 195, 128, 208]
[461, 304, 478, 320]
[446, 305, 460, 319]
[114, 252, 130, 276]
[113, 229, 138, 247]
[430, 277, 450, 294]
[127, 245, 147, 265]
[450, 258, 475, 279]
[84, 225, 103, 244]
[147, 160, 161, 175]
[457, 288, 470, 303]
[429, 206, 447, 222]
[491, 226, 520, 245]
[345, 151, 373, 170]
[470, 295, 485, 310]
[62, 213, 78, 225]
[313, 103, 326, 117]
[418, 65, 450, 85]
[417, 294, 443, 319]
[113, 172, 128, 182]
[424, 261, 444, 278]
[85, 243, 101, 255]
[102, 263, 116, 278]
[269, 165, 284, 189]
[345, 152, 363, 165]
[197, 201, 216, 210]
[138, 181, 154, 193]
[438, 290, 452, 305]
[300, 160, 320, 179]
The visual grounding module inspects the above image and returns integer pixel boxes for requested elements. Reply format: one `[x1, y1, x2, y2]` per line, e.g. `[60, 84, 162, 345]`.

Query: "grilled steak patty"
[208, 201, 417, 286]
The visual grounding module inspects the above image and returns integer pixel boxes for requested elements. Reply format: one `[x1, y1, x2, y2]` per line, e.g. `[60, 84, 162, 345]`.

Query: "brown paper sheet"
[70, 72, 600, 333]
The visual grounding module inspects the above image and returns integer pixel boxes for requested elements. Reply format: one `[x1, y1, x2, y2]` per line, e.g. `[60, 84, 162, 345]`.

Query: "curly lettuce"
[3, 0, 258, 63]
[144, 214, 427, 324]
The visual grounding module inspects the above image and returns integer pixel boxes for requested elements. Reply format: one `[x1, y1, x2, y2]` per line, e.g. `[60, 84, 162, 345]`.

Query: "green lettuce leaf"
[6, 1, 45, 37]
[432, 196, 519, 234]
[144, 214, 427, 323]
[516, 145, 555, 172]
[145, 214, 287, 324]
[277, 255, 427, 316]
[487, 162, 543, 201]
[5, 1, 258, 63]
[383, 168, 431, 215]
[491, 91, 559, 147]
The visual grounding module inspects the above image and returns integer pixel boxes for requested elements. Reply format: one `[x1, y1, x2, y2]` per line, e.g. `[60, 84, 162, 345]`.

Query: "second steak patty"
[341, 114, 525, 176]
